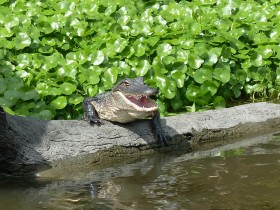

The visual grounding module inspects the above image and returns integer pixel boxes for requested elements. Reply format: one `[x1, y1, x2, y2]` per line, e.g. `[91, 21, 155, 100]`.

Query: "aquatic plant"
[0, 0, 280, 119]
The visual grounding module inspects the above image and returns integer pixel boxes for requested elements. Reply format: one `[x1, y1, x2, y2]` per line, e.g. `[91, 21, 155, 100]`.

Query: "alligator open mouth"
[126, 95, 156, 108]
[117, 91, 158, 111]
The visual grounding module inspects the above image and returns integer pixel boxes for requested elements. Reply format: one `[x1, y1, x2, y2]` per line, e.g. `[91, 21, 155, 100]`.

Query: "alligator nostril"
[145, 87, 158, 96]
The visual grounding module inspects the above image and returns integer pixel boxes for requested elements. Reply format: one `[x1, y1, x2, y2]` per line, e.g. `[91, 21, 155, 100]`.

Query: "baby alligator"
[83, 77, 169, 146]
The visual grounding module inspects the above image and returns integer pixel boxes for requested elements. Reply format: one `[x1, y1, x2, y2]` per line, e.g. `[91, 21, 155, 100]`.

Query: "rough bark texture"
[1, 102, 280, 176]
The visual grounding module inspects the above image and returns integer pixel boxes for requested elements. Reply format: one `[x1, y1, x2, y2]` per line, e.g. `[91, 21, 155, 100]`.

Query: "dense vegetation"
[1, 0, 280, 119]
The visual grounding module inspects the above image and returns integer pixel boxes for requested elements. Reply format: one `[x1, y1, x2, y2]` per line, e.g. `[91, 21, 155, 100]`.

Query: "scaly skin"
[83, 77, 169, 146]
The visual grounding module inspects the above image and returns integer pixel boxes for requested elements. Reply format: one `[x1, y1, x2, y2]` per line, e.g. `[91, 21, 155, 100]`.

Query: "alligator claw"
[83, 98, 103, 126]
[89, 117, 103, 126]
[155, 128, 170, 146]
[152, 111, 170, 146]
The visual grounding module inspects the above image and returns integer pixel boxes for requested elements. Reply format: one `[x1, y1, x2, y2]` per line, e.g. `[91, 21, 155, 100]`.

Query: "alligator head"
[112, 77, 158, 113]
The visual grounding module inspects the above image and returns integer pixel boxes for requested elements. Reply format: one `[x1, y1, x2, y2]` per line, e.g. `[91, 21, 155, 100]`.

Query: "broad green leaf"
[245, 83, 266, 94]
[155, 75, 167, 89]
[230, 28, 245, 39]
[50, 96, 67, 110]
[200, 0, 217, 5]
[190, 23, 201, 35]
[1, 105, 14, 115]
[36, 83, 62, 96]
[162, 56, 176, 65]
[0, 49, 5, 59]
[232, 86, 242, 98]
[60, 82, 77, 95]
[205, 52, 218, 66]
[260, 48, 273, 59]
[0, 79, 7, 94]
[118, 61, 131, 75]
[253, 33, 269, 45]
[171, 70, 185, 88]
[21, 90, 39, 101]
[162, 88, 176, 99]
[134, 43, 146, 57]
[58, 66, 77, 79]
[38, 110, 54, 120]
[0, 27, 14, 38]
[193, 67, 213, 84]
[221, 4, 233, 17]
[115, 38, 128, 53]
[194, 43, 209, 57]
[15, 109, 29, 117]
[221, 45, 231, 59]
[270, 29, 279, 40]
[86, 85, 98, 97]
[185, 84, 212, 105]
[213, 96, 226, 108]
[16, 70, 30, 78]
[34, 101, 47, 112]
[213, 62, 231, 83]
[14, 32, 31, 49]
[214, 19, 230, 31]
[235, 70, 247, 82]
[90, 51, 105, 65]
[276, 67, 280, 85]
[157, 99, 167, 114]
[188, 54, 204, 69]
[118, 15, 131, 26]
[158, 77, 177, 99]
[134, 60, 150, 76]
[0, 97, 15, 107]
[82, 66, 102, 85]
[176, 49, 189, 63]
[147, 36, 159, 47]
[104, 67, 118, 84]
[1, 61, 15, 77]
[157, 43, 173, 57]
[66, 52, 78, 61]
[201, 80, 219, 95]
[69, 94, 84, 105]
[171, 95, 183, 111]
[152, 56, 168, 75]
[105, 5, 116, 16]
[155, 15, 167, 26]
[76, 51, 88, 65]
[250, 52, 263, 67]
[4, 90, 21, 101]
[166, 77, 177, 92]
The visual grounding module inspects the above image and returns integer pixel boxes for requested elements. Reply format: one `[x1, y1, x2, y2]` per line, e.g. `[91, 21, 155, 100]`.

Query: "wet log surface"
[1, 102, 280, 176]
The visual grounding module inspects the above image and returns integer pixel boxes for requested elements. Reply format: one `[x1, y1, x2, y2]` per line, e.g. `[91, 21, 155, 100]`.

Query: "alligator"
[83, 77, 169, 146]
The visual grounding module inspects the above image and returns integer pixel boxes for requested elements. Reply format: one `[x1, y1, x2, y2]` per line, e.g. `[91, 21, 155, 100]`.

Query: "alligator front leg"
[152, 111, 169, 146]
[83, 98, 103, 126]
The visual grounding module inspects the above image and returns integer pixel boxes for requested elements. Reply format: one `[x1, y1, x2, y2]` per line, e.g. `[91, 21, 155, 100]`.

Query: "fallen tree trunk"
[1, 102, 280, 176]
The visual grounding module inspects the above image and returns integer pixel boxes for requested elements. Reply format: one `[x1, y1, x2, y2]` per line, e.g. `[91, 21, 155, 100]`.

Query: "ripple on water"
[1, 137, 280, 210]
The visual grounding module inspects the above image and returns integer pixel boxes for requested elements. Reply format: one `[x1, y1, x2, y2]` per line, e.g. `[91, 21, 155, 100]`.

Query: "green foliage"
[1, 0, 280, 119]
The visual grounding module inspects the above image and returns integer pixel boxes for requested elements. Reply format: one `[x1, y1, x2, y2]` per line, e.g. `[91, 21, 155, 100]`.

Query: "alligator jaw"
[116, 91, 158, 112]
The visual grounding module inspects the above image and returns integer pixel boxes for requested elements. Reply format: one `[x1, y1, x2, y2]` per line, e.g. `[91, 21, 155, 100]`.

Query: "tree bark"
[1, 102, 280, 176]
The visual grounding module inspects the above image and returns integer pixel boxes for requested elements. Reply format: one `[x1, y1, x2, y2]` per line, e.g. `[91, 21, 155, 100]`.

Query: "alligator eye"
[121, 81, 130, 86]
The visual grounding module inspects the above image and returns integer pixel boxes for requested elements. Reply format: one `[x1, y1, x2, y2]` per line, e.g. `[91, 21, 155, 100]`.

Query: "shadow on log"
[1, 102, 280, 176]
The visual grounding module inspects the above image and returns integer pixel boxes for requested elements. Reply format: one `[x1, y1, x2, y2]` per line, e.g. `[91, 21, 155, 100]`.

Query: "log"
[1, 102, 280, 176]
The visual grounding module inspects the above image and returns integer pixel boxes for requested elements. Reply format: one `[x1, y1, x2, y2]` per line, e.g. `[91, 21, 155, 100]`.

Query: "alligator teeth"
[135, 95, 141, 100]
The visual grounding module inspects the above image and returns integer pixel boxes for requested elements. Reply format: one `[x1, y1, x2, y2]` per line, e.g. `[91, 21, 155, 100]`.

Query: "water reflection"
[1, 135, 280, 210]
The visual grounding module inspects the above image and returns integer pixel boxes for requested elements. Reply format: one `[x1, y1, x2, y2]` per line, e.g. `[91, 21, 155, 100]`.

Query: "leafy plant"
[1, 0, 280, 119]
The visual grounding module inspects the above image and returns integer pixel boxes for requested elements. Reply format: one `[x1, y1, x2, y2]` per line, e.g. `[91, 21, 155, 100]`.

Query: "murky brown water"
[1, 134, 280, 210]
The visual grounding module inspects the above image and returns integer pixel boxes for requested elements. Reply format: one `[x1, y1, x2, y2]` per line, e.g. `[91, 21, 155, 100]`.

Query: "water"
[1, 134, 280, 210]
